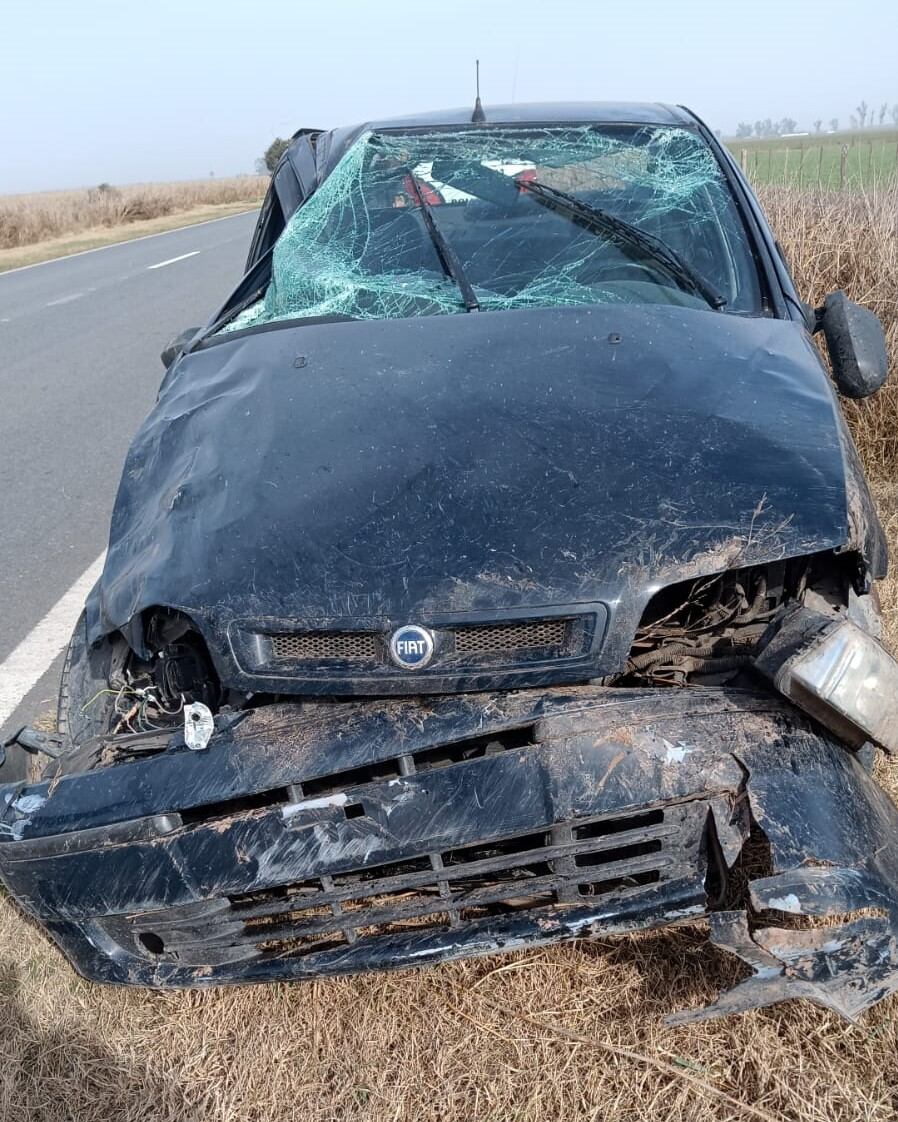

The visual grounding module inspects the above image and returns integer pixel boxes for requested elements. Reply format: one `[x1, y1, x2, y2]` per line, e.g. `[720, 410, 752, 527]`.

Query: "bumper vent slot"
[123, 806, 685, 967]
[298, 725, 536, 799]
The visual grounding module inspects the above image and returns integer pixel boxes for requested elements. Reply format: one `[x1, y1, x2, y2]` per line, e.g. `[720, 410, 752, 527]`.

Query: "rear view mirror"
[161, 327, 201, 369]
[818, 291, 888, 398]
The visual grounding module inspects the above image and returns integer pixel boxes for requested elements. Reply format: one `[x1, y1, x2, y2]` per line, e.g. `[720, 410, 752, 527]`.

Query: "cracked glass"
[224, 124, 762, 332]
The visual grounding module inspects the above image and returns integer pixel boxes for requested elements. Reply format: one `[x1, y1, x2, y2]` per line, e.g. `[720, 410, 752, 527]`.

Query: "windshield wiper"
[405, 175, 480, 313]
[518, 178, 726, 311]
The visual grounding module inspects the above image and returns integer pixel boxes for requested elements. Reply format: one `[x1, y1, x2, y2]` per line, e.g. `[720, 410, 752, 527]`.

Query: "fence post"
[839, 144, 848, 190]
[740, 148, 747, 173]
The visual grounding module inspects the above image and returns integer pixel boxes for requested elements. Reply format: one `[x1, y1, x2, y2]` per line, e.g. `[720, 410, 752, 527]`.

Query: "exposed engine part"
[620, 566, 786, 687]
[615, 554, 878, 690]
[85, 612, 223, 738]
[151, 635, 220, 712]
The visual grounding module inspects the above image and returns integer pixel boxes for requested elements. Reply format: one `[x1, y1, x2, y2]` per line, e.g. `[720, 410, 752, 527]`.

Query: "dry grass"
[7, 915, 898, 1122]
[0, 178, 268, 251]
[0, 202, 263, 274]
[760, 183, 898, 480]
[2, 185, 898, 1121]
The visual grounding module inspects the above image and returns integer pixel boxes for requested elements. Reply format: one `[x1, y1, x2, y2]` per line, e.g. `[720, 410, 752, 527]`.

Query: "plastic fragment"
[12, 793, 47, 814]
[184, 703, 214, 751]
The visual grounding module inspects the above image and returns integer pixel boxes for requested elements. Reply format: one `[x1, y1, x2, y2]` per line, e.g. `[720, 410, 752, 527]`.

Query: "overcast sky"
[2, 0, 896, 193]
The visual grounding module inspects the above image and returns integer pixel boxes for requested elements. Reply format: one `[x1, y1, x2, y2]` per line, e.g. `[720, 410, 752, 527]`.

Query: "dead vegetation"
[1, 185, 898, 1121]
[760, 182, 898, 481]
[0, 177, 268, 250]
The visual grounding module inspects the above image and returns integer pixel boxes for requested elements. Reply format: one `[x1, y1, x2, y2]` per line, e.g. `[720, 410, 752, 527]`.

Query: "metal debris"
[184, 702, 214, 751]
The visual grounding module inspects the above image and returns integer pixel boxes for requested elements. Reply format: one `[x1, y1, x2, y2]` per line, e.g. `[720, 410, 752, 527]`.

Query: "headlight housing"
[756, 607, 898, 754]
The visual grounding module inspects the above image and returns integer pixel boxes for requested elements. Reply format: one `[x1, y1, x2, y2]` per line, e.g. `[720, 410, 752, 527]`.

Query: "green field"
[725, 128, 898, 189]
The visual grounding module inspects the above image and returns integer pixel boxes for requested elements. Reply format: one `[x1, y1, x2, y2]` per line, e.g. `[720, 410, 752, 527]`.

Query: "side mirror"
[817, 291, 888, 398]
[161, 327, 201, 369]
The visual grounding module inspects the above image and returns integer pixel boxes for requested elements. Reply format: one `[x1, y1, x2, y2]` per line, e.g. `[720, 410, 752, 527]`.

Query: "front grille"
[455, 618, 567, 655]
[267, 617, 572, 665]
[269, 631, 379, 662]
[121, 805, 682, 967]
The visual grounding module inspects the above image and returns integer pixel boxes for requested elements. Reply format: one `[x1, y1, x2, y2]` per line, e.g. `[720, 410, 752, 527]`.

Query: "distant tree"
[855, 101, 868, 128]
[779, 116, 798, 134]
[879, 102, 888, 126]
[88, 182, 120, 204]
[735, 121, 753, 138]
[753, 120, 764, 137]
[892, 105, 898, 126]
[813, 119, 823, 133]
[829, 117, 839, 132]
[254, 157, 268, 175]
[850, 114, 858, 129]
[262, 137, 290, 174]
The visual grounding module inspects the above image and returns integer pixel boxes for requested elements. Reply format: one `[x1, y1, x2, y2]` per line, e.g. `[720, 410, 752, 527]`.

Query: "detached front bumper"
[2, 685, 898, 1022]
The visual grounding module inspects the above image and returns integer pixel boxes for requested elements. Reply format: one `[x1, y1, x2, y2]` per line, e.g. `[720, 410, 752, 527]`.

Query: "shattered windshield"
[224, 124, 762, 332]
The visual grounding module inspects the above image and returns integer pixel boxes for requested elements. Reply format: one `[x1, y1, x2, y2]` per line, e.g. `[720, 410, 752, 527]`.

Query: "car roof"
[356, 101, 694, 130]
[312, 102, 698, 182]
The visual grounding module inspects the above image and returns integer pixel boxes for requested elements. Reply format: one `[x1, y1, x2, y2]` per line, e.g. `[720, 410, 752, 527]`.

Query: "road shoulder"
[0, 202, 261, 273]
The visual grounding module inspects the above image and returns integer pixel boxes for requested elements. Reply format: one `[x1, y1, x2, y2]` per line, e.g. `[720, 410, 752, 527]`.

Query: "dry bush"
[873, 481, 898, 651]
[0, 177, 268, 249]
[758, 183, 898, 481]
[1, 187, 898, 1121]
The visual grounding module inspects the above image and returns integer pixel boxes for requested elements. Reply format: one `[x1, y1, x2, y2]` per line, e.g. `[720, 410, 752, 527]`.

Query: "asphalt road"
[0, 210, 259, 738]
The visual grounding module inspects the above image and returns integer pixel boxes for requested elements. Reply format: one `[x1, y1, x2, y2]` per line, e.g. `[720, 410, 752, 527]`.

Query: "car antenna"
[471, 59, 486, 123]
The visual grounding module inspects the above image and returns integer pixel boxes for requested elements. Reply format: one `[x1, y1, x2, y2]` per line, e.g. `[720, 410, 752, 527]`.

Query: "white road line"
[0, 551, 107, 729]
[0, 209, 258, 278]
[45, 292, 83, 307]
[147, 250, 200, 270]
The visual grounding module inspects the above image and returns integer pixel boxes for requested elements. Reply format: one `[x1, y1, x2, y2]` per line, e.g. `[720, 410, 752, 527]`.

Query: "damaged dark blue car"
[3, 103, 897, 1023]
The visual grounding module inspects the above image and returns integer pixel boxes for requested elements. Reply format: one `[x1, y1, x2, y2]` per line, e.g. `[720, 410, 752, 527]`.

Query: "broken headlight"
[756, 607, 898, 753]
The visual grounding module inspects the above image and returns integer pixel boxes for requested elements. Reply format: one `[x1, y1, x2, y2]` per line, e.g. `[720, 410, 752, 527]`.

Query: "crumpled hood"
[89, 302, 878, 671]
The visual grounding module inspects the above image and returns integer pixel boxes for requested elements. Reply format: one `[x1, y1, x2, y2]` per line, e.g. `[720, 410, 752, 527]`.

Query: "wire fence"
[729, 137, 898, 190]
